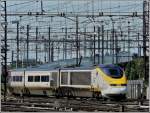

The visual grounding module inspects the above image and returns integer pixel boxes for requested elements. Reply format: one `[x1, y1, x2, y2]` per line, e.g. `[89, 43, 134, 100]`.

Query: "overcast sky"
[0, 0, 145, 65]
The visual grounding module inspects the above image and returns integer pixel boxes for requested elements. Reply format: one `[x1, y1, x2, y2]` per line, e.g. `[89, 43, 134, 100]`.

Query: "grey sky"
[0, 0, 145, 64]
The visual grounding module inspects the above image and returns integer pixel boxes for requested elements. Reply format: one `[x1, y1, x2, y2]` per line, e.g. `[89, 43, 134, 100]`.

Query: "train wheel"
[92, 92, 96, 98]
[96, 92, 102, 100]
[67, 88, 73, 98]
[55, 89, 59, 98]
[24, 88, 30, 96]
[71, 88, 76, 99]
[55, 88, 63, 98]
[8, 87, 14, 95]
[103, 97, 108, 101]
[92, 92, 101, 99]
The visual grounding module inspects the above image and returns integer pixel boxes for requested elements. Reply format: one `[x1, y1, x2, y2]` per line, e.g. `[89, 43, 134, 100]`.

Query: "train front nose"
[102, 87, 127, 99]
[111, 87, 127, 94]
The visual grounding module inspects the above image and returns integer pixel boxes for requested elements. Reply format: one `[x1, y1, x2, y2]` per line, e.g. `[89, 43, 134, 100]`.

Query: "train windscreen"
[101, 67, 123, 78]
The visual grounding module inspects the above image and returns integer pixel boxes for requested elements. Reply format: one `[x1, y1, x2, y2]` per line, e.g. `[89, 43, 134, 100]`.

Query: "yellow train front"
[96, 64, 127, 99]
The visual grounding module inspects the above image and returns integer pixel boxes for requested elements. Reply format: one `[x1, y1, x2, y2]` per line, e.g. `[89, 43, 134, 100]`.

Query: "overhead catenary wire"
[1, 0, 148, 66]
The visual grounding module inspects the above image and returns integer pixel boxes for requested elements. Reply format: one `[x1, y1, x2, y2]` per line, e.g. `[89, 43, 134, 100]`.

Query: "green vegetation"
[125, 58, 144, 80]
[125, 58, 148, 85]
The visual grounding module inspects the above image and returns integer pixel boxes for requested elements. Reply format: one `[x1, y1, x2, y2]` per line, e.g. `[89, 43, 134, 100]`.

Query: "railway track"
[1, 96, 149, 112]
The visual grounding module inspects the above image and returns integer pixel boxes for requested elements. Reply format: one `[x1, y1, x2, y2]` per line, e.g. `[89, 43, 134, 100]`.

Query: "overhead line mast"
[143, 0, 149, 82]
[3, 0, 7, 102]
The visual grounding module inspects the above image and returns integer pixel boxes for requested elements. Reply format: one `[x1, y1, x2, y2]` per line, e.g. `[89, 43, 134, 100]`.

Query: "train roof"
[11, 66, 94, 72]
[10, 57, 94, 72]
[10, 64, 121, 72]
[60, 66, 94, 70]
[10, 55, 126, 72]
[99, 64, 121, 68]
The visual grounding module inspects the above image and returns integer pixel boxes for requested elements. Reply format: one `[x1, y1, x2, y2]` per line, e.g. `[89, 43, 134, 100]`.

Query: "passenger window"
[13, 76, 16, 81]
[19, 76, 22, 81]
[41, 76, 49, 82]
[35, 76, 40, 82]
[16, 76, 20, 81]
[13, 76, 22, 82]
[28, 76, 33, 82]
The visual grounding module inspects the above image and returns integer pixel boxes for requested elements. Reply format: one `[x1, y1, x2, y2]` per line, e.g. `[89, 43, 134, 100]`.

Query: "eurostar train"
[8, 64, 127, 99]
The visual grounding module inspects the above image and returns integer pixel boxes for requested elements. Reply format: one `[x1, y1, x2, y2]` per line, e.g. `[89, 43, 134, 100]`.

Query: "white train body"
[8, 65, 127, 99]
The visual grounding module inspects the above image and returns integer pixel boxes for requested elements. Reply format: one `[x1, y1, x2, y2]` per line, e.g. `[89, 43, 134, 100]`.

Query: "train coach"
[8, 64, 127, 99]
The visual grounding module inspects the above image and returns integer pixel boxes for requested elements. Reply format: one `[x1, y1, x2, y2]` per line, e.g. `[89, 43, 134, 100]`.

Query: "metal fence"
[127, 80, 143, 99]
[146, 87, 149, 99]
